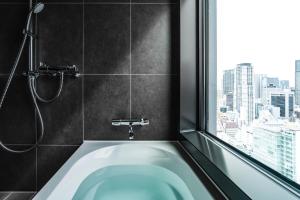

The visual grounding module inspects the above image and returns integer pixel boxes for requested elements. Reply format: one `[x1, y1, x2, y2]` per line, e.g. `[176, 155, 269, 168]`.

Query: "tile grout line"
[129, 0, 132, 119]
[82, 0, 85, 142]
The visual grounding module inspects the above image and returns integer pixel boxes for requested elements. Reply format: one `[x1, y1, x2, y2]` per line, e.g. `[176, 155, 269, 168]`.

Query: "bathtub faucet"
[112, 118, 150, 140]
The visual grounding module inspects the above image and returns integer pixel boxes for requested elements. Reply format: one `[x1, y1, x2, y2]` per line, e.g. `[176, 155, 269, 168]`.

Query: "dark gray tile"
[37, 4, 83, 72]
[36, 76, 83, 145]
[0, 76, 36, 144]
[6, 192, 36, 200]
[0, 1, 28, 3]
[0, 146, 35, 191]
[131, 75, 179, 140]
[131, 4, 179, 74]
[132, 0, 178, 3]
[84, 76, 130, 140]
[0, 5, 29, 74]
[37, 146, 78, 190]
[85, 0, 129, 2]
[84, 4, 130, 74]
[42, 0, 83, 3]
[0, 192, 10, 200]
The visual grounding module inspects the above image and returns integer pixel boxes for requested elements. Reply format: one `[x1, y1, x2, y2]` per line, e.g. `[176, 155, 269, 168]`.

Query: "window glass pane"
[212, 0, 300, 185]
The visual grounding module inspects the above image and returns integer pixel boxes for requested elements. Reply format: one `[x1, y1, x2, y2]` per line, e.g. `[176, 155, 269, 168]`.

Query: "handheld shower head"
[25, 2, 45, 33]
[33, 3, 44, 14]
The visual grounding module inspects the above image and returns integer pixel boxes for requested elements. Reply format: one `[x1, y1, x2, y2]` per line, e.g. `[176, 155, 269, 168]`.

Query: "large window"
[209, 0, 300, 185]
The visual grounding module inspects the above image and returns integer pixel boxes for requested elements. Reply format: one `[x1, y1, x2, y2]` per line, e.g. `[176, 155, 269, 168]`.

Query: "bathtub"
[34, 141, 214, 200]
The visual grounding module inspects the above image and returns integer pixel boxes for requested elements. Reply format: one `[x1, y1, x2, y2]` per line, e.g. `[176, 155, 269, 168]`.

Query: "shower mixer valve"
[112, 118, 150, 140]
[23, 62, 80, 78]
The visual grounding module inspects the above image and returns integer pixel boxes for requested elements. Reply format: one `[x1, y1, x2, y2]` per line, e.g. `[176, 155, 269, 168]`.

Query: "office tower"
[234, 63, 254, 125]
[280, 80, 289, 89]
[223, 69, 235, 111]
[223, 69, 235, 95]
[271, 92, 294, 118]
[254, 74, 266, 99]
[295, 60, 300, 105]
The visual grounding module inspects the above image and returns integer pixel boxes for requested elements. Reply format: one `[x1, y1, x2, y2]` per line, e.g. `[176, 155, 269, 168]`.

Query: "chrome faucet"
[112, 118, 150, 140]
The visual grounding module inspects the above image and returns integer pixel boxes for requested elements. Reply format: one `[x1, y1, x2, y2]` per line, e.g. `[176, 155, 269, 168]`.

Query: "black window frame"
[179, 0, 300, 198]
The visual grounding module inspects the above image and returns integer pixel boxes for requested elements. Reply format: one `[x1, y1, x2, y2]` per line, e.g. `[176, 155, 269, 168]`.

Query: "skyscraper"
[223, 69, 235, 110]
[295, 60, 300, 105]
[234, 63, 254, 125]
[223, 69, 235, 95]
[270, 91, 294, 118]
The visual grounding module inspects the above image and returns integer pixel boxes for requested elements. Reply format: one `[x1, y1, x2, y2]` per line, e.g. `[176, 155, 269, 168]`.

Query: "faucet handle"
[112, 118, 150, 126]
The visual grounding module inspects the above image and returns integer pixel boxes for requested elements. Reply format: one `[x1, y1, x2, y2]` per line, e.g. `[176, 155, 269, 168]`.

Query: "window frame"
[202, 0, 300, 194]
[180, 0, 300, 198]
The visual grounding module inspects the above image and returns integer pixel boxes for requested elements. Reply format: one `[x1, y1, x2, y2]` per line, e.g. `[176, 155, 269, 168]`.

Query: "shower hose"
[0, 32, 63, 153]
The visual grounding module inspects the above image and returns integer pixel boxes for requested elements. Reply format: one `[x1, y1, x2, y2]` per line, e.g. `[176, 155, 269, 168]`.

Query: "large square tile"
[131, 75, 179, 140]
[0, 146, 35, 191]
[131, 4, 179, 74]
[0, 5, 29, 74]
[37, 4, 83, 72]
[84, 4, 130, 74]
[36, 76, 83, 145]
[37, 145, 78, 190]
[84, 76, 130, 139]
[0, 76, 36, 144]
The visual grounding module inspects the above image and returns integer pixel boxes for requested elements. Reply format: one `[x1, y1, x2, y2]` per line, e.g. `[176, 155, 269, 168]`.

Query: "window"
[208, 0, 300, 185]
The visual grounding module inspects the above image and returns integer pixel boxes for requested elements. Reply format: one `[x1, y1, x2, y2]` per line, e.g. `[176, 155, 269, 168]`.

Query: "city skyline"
[217, 0, 300, 87]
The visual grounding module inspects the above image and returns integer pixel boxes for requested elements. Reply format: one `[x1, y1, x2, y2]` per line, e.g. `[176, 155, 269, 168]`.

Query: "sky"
[217, 0, 300, 87]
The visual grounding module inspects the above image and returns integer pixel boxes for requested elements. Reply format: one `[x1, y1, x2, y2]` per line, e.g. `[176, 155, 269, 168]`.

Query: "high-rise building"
[250, 121, 300, 183]
[295, 60, 300, 105]
[262, 88, 294, 118]
[254, 74, 266, 99]
[223, 69, 235, 111]
[223, 69, 235, 95]
[271, 93, 294, 118]
[234, 63, 254, 125]
[262, 77, 280, 88]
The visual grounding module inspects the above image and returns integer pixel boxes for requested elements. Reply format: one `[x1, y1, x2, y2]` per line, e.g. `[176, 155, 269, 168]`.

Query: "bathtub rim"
[34, 140, 215, 200]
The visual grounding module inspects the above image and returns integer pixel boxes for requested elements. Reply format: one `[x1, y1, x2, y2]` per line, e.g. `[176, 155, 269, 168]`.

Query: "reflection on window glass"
[214, 0, 300, 184]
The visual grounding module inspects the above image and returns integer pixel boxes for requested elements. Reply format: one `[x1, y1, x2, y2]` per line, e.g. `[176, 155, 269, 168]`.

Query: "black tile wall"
[0, 0, 179, 193]
[0, 4, 28, 74]
[37, 146, 78, 189]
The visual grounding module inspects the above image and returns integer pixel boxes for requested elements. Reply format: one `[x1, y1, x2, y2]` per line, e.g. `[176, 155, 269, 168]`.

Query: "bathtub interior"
[34, 142, 214, 200]
[73, 165, 195, 200]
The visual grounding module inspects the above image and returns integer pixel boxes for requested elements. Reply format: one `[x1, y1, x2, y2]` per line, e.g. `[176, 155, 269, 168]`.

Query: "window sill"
[180, 131, 300, 200]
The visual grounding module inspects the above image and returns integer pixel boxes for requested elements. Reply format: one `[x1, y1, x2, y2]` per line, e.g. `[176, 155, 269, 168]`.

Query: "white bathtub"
[34, 141, 214, 200]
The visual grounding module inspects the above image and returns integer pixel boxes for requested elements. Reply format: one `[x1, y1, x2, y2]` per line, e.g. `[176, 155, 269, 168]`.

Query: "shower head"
[24, 2, 45, 33]
[32, 3, 44, 14]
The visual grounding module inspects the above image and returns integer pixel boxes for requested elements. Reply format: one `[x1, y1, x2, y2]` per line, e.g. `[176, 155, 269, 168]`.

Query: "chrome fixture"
[112, 118, 150, 140]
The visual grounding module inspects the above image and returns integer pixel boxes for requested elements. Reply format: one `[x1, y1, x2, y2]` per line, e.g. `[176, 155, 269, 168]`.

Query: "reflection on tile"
[36, 76, 83, 145]
[5, 192, 36, 200]
[132, 4, 179, 74]
[84, 4, 130, 74]
[131, 75, 179, 140]
[37, 4, 83, 72]
[84, 76, 130, 140]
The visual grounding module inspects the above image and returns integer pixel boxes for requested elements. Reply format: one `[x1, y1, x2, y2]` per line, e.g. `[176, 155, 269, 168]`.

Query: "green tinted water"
[73, 165, 194, 200]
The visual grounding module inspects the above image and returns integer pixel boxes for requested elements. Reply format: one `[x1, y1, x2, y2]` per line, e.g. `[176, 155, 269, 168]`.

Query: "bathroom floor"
[0, 192, 35, 200]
